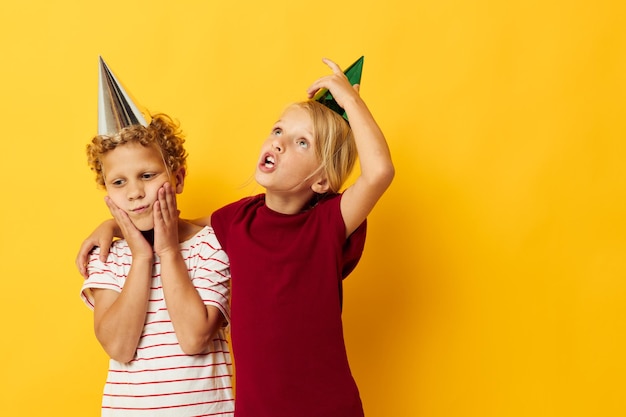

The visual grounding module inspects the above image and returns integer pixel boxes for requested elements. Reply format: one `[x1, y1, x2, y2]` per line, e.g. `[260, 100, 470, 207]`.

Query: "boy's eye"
[142, 173, 157, 180]
[111, 179, 125, 186]
[272, 127, 282, 136]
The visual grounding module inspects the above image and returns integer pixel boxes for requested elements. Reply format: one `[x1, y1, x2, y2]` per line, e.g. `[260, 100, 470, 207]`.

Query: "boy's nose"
[127, 182, 145, 200]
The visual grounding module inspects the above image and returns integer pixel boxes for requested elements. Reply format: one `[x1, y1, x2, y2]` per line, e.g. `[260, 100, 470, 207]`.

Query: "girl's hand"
[153, 182, 180, 258]
[105, 196, 153, 260]
[75, 219, 117, 278]
[306, 58, 361, 111]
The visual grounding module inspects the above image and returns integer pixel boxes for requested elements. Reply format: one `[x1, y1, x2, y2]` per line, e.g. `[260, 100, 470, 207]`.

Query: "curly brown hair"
[86, 113, 187, 187]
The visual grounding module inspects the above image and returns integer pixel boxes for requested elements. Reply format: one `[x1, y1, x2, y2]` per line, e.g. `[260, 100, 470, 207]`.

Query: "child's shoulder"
[178, 220, 205, 243]
[109, 238, 131, 252]
[86, 238, 132, 269]
[180, 225, 224, 251]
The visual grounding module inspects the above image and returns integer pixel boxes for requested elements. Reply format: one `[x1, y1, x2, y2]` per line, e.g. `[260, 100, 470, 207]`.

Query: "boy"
[80, 58, 234, 417]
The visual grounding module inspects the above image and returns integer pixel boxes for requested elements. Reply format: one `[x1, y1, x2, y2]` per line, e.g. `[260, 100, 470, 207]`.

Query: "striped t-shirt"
[81, 226, 234, 417]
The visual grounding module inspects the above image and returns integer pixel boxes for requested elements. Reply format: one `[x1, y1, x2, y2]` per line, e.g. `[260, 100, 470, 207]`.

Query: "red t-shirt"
[212, 193, 366, 417]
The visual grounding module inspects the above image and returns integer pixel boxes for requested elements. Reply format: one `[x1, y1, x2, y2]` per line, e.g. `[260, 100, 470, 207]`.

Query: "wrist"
[131, 253, 154, 264]
[156, 247, 182, 263]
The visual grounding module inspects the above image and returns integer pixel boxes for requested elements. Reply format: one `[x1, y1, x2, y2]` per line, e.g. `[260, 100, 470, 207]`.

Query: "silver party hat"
[98, 56, 149, 135]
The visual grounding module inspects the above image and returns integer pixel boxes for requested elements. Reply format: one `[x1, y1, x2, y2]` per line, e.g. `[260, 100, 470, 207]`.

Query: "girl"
[78, 58, 394, 417]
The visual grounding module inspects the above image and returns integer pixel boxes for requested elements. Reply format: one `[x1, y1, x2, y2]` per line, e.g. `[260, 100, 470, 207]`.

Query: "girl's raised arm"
[306, 58, 394, 237]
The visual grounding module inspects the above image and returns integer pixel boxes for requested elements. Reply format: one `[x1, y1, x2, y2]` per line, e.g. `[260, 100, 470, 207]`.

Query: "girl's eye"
[142, 173, 157, 180]
[111, 179, 125, 186]
[297, 139, 309, 149]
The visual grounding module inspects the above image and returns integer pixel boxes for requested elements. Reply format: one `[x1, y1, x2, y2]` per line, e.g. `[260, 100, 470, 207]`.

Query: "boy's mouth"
[131, 205, 149, 214]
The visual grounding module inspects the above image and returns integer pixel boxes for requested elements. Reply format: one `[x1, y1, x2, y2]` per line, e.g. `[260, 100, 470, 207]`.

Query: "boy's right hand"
[75, 197, 147, 278]
[104, 196, 153, 262]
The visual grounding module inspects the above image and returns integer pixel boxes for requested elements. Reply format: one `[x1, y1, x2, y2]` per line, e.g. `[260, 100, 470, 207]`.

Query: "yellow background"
[1, 1, 625, 416]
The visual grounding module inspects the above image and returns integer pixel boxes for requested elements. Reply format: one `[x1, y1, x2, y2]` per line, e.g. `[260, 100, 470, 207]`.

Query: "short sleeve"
[188, 228, 231, 324]
[81, 246, 125, 310]
[342, 219, 367, 279]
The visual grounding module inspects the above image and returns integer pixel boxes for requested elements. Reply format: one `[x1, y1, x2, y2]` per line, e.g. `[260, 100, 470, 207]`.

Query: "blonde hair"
[86, 113, 187, 188]
[289, 100, 357, 194]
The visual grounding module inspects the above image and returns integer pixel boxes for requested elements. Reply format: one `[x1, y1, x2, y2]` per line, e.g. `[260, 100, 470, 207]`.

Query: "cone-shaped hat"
[98, 57, 149, 135]
[313, 56, 364, 122]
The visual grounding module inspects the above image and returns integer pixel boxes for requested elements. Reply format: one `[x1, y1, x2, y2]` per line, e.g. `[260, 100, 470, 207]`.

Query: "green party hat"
[313, 56, 364, 122]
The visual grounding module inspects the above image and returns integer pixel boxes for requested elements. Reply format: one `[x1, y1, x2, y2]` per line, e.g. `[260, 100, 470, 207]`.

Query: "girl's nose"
[272, 140, 283, 153]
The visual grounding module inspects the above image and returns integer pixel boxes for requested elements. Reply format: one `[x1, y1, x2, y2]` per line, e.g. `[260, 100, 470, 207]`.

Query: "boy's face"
[101, 142, 182, 231]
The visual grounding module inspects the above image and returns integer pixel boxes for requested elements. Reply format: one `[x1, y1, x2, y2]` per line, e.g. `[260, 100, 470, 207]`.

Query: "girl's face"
[256, 106, 324, 195]
[101, 142, 179, 231]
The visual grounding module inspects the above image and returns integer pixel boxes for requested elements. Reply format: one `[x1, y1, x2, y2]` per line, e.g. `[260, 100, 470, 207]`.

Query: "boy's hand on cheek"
[105, 196, 152, 259]
[153, 183, 180, 258]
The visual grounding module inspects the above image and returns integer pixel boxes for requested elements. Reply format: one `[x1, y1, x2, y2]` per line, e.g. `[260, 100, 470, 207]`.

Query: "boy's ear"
[311, 176, 330, 194]
[174, 167, 186, 194]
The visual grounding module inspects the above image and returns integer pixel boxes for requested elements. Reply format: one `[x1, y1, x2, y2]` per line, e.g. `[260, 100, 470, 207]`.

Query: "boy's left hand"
[153, 182, 180, 257]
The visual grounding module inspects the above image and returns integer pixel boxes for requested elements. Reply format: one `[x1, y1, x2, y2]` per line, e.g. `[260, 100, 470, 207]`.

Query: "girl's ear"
[311, 176, 330, 194]
[174, 167, 186, 194]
